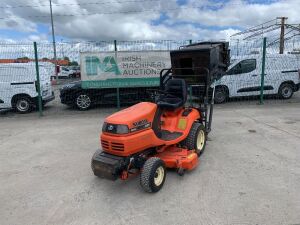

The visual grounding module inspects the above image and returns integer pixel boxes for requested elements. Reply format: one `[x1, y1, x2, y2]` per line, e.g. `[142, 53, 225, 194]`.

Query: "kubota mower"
[91, 42, 230, 192]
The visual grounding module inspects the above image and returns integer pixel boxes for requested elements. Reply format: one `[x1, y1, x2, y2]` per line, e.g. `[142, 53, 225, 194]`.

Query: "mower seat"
[156, 78, 187, 110]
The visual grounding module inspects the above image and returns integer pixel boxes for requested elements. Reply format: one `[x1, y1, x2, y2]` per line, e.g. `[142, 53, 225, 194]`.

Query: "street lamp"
[49, 0, 58, 83]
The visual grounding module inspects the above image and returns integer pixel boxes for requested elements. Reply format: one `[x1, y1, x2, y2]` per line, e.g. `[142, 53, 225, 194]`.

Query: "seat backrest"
[165, 78, 187, 103]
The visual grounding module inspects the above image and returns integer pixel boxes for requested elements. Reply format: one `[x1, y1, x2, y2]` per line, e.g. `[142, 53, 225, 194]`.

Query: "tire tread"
[278, 83, 294, 99]
[140, 157, 164, 193]
[181, 122, 201, 149]
[181, 122, 206, 156]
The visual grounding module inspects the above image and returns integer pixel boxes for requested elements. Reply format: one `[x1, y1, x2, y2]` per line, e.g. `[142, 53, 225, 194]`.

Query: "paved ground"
[0, 88, 300, 225]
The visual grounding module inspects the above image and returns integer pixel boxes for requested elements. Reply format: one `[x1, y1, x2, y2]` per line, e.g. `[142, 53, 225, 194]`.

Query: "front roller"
[91, 150, 127, 180]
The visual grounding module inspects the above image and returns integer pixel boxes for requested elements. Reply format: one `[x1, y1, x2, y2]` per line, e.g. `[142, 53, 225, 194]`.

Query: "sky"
[0, 0, 299, 42]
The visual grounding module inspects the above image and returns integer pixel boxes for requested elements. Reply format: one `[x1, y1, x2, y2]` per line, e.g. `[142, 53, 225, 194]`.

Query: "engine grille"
[101, 139, 124, 151]
[111, 142, 124, 151]
[101, 140, 109, 151]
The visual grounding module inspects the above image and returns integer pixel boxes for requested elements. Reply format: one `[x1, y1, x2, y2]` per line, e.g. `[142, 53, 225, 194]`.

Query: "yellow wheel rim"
[196, 130, 205, 151]
[154, 166, 164, 186]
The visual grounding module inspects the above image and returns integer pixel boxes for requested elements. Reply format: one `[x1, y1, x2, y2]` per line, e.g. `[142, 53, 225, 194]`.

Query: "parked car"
[69, 66, 80, 78]
[53, 66, 81, 79]
[59, 81, 154, 110]
[214, 54, 300, 103]
[57, 67, 72, 78]
[0, 63, 55, 113]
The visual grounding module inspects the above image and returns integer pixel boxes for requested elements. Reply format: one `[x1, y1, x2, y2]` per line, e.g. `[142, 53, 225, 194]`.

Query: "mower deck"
[92, 146, 198, 181]
[156, 146, 198, 171]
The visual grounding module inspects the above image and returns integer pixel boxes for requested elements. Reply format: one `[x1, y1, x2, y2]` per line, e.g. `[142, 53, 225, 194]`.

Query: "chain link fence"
[223, 38, 300, 105]
[0, 39, 300, 116]
[0, 42, 41, 114]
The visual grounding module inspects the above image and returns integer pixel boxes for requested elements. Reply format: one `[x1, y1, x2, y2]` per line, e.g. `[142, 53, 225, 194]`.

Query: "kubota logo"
[107, 125, 114, 131]
[85, 56, 121, 76]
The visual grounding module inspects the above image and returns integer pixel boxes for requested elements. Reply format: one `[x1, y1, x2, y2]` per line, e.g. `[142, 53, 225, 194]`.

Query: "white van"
[214, 54, 300, 103]
[0, 63, 55, 113]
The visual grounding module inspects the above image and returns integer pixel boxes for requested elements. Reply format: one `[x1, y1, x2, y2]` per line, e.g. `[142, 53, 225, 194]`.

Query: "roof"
[0, 59, 69, 65]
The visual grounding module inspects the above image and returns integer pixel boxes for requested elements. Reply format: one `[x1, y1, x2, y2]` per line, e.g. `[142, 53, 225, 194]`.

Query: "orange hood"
[105, 102, 157, 129]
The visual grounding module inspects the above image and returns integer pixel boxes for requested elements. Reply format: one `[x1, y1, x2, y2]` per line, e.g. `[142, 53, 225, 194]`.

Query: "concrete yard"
[0, 97, 300, 225]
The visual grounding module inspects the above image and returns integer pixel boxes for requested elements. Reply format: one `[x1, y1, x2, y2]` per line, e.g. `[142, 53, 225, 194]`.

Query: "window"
[227, 59, 256, 75]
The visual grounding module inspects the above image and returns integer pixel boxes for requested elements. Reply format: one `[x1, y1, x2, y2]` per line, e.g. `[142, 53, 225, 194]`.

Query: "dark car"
[59, 81, 155, 110]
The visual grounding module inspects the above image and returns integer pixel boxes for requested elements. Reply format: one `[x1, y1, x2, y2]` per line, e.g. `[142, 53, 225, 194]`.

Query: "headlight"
[116, 125, 129, 134]
[102, 122, 129, 134]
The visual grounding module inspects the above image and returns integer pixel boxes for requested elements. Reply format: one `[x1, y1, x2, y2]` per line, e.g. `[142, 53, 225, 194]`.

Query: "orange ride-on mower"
[91, 42, 230, 192]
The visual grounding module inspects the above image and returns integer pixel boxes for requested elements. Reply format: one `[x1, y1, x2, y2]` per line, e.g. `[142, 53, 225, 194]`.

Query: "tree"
[63, 56, 70, 61]
[69, 61, 79, 66]
[17, 56, 29, 60]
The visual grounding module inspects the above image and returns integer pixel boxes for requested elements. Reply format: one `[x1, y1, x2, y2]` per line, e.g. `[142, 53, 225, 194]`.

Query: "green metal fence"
[0, 39, 300, 116]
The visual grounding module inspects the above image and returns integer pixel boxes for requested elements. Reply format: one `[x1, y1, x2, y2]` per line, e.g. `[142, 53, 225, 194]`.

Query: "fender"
[162, 108, 200, 145]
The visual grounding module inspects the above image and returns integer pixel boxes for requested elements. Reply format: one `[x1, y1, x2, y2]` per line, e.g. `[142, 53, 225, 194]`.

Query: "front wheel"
[278, 83, 294, 99]
[140, 157, 166, 193]
[75, 93, 91, 110]
[181, 123, 207, 157]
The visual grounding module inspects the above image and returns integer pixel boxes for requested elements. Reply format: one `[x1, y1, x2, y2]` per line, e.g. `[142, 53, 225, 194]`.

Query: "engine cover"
[105, 102, 157, 130]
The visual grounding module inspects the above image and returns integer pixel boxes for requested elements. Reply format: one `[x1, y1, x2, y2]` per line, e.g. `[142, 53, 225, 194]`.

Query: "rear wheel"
[75, 93, 91, 110]
[140, 157, 166, 193]
[214, 87, 228, 104]
[278, 83, 294, 99]
[13, 96, 32, 113]
[181, 122, 206, 157]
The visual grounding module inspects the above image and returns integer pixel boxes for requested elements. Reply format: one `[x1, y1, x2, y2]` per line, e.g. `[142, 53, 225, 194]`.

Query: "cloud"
[0, 0, 299, 42]
[28, 34, 48, 42]
[0, 15, 37, 33]
[170, 0, 300, 27]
